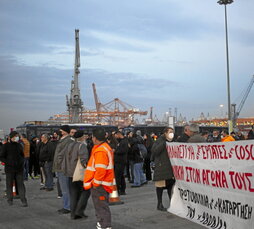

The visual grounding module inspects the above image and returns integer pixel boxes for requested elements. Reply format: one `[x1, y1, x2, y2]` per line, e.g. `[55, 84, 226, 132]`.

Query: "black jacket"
[114, 137, 129, 165]
[151, 135, 173, 181]
[0, 141, 24, 173]
[130, 137, 144, 163]
[177, 133, 190, 143]
[39, 141, 55, 162]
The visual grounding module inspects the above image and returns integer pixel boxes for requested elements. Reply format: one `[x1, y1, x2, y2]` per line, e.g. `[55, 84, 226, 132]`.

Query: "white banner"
[166, 140, 254, 229]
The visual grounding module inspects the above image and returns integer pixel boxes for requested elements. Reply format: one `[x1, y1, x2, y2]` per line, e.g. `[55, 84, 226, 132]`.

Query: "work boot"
[21, 201, 28, 207]
[157, 202, 167, 211]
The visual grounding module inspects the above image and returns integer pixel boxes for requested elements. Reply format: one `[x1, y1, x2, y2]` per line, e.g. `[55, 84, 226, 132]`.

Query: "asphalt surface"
[0, 164, 205, 229]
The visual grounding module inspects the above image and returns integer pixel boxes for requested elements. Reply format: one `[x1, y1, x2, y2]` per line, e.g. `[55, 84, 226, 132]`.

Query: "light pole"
[217, 0, 233, 133]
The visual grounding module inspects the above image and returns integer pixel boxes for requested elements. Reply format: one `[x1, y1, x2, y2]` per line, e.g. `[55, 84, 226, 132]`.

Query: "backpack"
[137, 143, 147, 160]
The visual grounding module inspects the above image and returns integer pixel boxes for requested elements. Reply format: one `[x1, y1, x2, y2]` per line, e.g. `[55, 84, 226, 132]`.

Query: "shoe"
[119, 191, 126, 195]
[40, 183, 44, 186]
[58, 208, 71, 214]
[57, 196, 62, 199]
[40, 187, 46, 190]
[157, 203, 167, 211]
[96, 222, 112, 229]
[75, 213, 88, 218]
[141, 181, 148, 185]
[131, 185, 140, 188]
[45, 188, 54, 191]
[21, 202, 28, 207]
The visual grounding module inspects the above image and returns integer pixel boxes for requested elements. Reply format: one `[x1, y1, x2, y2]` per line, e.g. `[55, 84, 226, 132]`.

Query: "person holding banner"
[151, 127, 175, 212]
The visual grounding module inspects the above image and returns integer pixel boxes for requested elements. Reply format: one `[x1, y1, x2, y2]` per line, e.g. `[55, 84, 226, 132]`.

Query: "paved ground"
[0, 165, 205, 229]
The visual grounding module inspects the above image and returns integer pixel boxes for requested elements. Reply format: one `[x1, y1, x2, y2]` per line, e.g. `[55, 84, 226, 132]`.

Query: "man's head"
[189, 124, 199, 136]
[9, 131, 19, 142]
[70, 128, 77, 137]
[163, 127, 174, 141]
[222, 130, 229, 137]
[92, 128, 106, 145]
[41, 134, 50, 143]
[183, 125, 191, 137]
[74, 130, 85, 141]
[60, 125, 70, 137]
[115, 131, 124, 140]
[21, 134, 27, 140]
[136, 130, 142, 137]
[213, 130, 219, 137]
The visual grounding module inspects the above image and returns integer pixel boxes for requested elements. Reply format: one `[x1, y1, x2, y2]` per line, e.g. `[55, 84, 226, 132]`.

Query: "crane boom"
[232, 75, 254, 126]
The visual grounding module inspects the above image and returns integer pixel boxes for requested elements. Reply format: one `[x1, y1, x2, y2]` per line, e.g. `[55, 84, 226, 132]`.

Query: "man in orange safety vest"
[84, 128, 114, 229]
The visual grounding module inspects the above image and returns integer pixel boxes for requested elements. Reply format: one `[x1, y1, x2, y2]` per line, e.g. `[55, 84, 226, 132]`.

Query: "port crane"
[232, 75, 254, 128]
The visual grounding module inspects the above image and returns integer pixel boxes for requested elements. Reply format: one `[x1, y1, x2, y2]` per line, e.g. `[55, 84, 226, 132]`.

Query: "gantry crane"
[232, 75, 254, 128]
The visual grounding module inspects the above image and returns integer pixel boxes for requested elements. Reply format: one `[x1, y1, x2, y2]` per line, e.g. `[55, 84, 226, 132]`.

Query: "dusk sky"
[0, 0, 254, 132]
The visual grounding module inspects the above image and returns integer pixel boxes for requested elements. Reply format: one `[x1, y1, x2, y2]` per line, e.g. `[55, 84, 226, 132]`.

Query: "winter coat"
[0, 141, 24, 173]
[188, 134, 206, 143]
[62, 141, 89, 177]
[130, 137, 144, 163]
[114, 137, 129, 165]
[177, 133, 190, 143]
[151, 135, 173, 181]
[53, 136, 73, 172]
[39, 141, 56, 162]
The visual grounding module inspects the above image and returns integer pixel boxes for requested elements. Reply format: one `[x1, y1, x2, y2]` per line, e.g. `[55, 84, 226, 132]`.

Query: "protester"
[114, 131, 129, 195]
[207, 129, 221, 142]
[39, 134, 55, 191]
[221, 130, 235, 142]
[130, 133, 147, 188]
[53, 125, 73, 214]
[177, 125, 191, 142]
[29, 136, 40, 179]
[0, 131, 28, 207]
[21, 134, 30, 181]
[63, 130, 90, 220]
[188, 124, 206, 143]
[84, 128, 114, 229]
[143, 133, 154, 181]
[247, 125, 254, 139]
[151, 127, 175, 212]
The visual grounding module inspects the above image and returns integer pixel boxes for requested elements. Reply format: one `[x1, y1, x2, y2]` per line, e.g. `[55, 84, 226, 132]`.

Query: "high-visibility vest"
[83, 142, 114, 193]
[221, 136, 235, 142]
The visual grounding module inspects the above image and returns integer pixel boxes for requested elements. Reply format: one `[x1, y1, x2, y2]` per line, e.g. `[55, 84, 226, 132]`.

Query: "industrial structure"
[66, 29, 83, 123]
[49, 29, 148, 126]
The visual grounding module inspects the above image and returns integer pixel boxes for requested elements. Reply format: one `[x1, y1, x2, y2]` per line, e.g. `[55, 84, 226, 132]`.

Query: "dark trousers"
[29, 153, 40, 176]
[43, 161, 54, 189]
[23, 158, 29, 180]
[69, 179, 91, 218]
[91, 186, 111, 228]
[6, 171, 27, 203]
[114, 163, 126, 193]
[144, 157, 152, 181]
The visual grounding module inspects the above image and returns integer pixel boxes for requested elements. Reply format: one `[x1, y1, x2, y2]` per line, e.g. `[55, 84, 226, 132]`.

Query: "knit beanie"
[60, 125, 70, 134]
[74, 130, 84, 139]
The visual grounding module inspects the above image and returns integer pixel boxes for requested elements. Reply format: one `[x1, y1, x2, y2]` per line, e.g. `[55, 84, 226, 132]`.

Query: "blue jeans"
[43, 161, 53, 189]
[57, 172, 70, 210]
[133, 162, 146, 186]
[23, 158, 29, 180]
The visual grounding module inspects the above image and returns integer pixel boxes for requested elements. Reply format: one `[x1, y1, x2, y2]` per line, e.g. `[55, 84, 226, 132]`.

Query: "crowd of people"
[0, 124, 254, 229]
